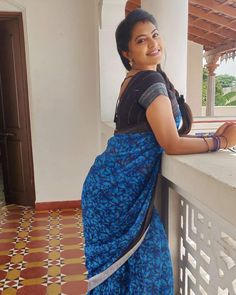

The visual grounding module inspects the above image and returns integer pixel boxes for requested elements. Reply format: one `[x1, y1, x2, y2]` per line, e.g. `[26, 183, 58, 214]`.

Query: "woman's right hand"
[220, 124, 236, 148]
[214, 122, 234, 137]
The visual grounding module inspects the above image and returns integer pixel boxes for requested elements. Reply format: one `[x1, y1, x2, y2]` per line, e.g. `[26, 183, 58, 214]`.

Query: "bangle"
[202, 137, 209, 152]
[220, 135, 228, 149]
[211, 135, 221, 152]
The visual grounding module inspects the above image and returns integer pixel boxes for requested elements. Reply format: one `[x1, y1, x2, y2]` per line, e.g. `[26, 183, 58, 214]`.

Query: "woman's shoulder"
[137, 71, 169, 110]
[138, 70, 166, 88]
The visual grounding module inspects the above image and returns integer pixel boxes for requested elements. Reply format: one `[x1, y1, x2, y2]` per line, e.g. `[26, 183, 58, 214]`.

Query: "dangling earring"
[129, 58, 135, 68]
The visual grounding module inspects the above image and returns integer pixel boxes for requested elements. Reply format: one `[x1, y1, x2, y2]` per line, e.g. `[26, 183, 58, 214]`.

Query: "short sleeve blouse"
[114, 70, 180, 133]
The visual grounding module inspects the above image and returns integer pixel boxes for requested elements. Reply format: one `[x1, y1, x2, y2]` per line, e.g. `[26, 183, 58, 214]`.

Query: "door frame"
[0, 11, 35, 207]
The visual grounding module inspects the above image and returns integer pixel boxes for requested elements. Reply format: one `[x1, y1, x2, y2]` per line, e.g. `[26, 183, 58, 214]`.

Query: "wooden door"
[0, 14, 35, 206]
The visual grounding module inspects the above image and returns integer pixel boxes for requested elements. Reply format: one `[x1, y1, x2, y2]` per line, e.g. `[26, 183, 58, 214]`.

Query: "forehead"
[131, 21, 157, 38]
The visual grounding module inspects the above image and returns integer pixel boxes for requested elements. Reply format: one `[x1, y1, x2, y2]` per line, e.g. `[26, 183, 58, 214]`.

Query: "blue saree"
[82, 70, 181, 294]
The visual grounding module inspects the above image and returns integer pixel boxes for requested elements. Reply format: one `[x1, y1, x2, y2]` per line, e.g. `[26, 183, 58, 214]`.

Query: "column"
[141, 0, 188, 97]
[99, 0, 127, 122]
[205, 54, 220, 116]
[187, 41, 203, 117]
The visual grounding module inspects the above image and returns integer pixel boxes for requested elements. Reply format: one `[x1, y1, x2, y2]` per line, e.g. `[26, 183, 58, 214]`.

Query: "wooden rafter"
[189, 18, 236, 40]
[204, 40, 236, 56]
[223, 0, 235, 5]
[189, 26, 227, 44]
[188, 0, 236, 56]
[188, 33, 217, 48]
[125, 0, 140, 16]
[189, 0, 236, 18]
[189, 5, 236, 31]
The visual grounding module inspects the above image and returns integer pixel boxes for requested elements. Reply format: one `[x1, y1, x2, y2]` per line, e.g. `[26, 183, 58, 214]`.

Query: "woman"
[82, 9, 236, 294]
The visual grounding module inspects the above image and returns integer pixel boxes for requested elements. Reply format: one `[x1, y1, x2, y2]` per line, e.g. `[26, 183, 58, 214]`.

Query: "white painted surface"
[202, 106, 236, 117]
[101, 121, 115, 152]
[162, 151, 236, 227]
[99, 0, 126, 122]
[0, 0, 101, 202]
[187, 41, 203, 116]
[206, 75, 216, 116]
[142, 0, 188, 97]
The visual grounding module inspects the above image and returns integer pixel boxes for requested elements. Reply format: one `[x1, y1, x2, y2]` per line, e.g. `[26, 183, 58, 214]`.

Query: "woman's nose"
[148, 38, 157, 48]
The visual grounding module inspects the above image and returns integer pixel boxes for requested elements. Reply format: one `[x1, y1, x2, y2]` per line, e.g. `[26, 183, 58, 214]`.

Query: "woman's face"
[123, 21, 164, 71]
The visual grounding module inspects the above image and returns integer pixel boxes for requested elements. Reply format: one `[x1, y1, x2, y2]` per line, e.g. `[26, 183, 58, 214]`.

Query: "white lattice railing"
[179, 197, 236, 295]
[159, 148, 236, 295]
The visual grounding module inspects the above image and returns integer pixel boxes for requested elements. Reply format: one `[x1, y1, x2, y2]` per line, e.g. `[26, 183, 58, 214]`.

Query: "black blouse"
[114, 70, 180, 134]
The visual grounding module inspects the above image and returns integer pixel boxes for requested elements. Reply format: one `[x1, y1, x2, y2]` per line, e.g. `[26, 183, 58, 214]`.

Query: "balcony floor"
[0, 205, 87, 295]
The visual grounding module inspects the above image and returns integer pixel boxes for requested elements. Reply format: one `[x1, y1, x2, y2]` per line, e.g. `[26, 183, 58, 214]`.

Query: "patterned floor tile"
[0, 205, 88, 294]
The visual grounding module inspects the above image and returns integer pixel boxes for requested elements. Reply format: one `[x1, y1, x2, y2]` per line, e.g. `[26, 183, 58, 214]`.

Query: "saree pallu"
[81, 131, 174, 294]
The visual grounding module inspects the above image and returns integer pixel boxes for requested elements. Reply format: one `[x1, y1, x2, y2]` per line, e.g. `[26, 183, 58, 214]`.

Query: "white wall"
[202, 106, 236, 117]
[187, 41, 203, 116]
[142, 0, 189, 97]
[99, 0, 126, 122]
[0, 0, 101, 202]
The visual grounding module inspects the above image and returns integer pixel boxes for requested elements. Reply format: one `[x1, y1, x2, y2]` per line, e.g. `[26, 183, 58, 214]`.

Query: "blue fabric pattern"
[82, 112, 181, 294]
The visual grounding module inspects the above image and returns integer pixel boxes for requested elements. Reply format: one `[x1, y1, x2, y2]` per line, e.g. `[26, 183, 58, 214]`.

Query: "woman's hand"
[214, 122, 234, 136]
[220, 124, 236, 148]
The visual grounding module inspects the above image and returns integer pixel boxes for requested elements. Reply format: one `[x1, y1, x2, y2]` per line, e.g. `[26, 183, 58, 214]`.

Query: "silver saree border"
[87, 224, 150, 292]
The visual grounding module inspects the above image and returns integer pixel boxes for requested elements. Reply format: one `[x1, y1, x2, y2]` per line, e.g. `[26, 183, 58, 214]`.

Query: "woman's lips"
[147, 49, 161, 56]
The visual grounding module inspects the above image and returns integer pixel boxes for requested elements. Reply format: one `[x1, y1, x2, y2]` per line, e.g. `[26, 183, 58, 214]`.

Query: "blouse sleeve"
[138, 72, 168, 109]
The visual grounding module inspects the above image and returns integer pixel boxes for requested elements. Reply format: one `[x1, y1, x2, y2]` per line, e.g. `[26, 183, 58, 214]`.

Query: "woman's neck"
[129, 65, 158, 74]
[127, 68, 156, 77]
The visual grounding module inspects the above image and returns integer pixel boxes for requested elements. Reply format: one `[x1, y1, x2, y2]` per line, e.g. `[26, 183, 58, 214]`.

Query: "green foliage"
[225, 92, 236, 106]
[202, 67, 208, 82]
[202, 68, 208, 106]
[215, 80, 224, 106]
[216, 74, 236, 88]
[227, 100, 236, 106]
[202, 68, 236, 106]
[224, 91, 236, 102]
[202, 81, 207, 106]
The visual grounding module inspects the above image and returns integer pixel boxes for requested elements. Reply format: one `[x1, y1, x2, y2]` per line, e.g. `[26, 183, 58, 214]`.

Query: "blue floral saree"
[82, 70, 181, 294]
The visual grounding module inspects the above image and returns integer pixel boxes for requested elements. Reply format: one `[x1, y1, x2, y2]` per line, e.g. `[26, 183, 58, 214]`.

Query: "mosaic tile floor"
[0, 205, 88, 295]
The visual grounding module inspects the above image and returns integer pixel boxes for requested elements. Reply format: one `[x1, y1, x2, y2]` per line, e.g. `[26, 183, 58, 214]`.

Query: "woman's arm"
[146, 95, 232, 155]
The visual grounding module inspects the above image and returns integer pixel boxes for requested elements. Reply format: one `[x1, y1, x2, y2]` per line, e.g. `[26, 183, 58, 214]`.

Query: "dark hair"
[115, 9, 193, 135]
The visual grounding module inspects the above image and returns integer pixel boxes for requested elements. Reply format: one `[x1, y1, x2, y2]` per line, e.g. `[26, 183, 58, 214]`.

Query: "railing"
[159, 121, 236, 294]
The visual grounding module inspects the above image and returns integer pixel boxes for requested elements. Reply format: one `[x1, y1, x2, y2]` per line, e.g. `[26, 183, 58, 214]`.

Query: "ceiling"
[125, 0, 236, 60]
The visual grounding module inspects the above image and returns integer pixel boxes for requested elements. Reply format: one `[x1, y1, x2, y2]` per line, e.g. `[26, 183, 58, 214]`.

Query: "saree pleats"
[81, 131, 174, 294]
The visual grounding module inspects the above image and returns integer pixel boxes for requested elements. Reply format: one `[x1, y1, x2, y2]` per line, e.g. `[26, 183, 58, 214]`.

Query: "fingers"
[223, 124, 236, 147]
[215, 121, 235, 136]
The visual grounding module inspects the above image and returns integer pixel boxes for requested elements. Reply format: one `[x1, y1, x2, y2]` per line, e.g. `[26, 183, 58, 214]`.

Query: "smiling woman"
[121, 22, 163, 71]
[81, 8, 236, 295]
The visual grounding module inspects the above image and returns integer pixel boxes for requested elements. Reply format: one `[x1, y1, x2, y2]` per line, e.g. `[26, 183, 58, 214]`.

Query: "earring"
[129, 59, 135, 68]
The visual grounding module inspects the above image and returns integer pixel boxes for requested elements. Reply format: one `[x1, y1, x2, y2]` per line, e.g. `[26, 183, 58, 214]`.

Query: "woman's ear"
[122, 50, 130, 61]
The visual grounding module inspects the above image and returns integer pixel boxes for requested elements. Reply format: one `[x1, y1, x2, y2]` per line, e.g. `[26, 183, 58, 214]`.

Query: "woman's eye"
[153, 32, 159, 38]
[137, 38, 145, 44]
